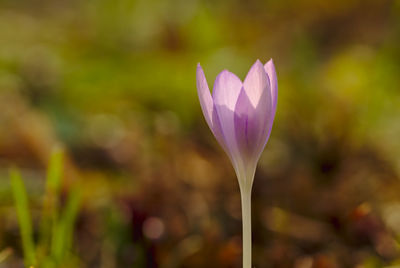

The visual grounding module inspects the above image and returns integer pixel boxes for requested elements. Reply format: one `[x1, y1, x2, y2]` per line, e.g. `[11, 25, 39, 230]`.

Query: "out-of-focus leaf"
[39, 149, 64, 262]
[10, 168, 36, 267]
[52, 186, 81, 263]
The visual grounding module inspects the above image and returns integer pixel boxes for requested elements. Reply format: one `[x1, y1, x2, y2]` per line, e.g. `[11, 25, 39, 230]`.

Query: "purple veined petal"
[212, 70, 243, 161]
[264, 59, 278, 119]
[240, 59, 272, 161]
[196, 64, 229, 153]
[234, 77, 272, 165]
[243, 60, 270, 109]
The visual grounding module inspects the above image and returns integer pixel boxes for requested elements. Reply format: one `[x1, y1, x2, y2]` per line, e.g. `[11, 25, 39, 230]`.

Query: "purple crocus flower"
[196, 59, 277, 268]
[196, 59, 277, 188]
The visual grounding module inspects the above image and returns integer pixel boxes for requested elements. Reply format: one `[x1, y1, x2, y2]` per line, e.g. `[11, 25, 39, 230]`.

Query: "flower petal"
[264, 59, 278, 119]
[196, 64, 213, 129]
[243, 60, 270, 109]
[196, 64, 227, 151]
[234, 82, 272, 163]
[212, 70, 243, 161]
[239, 59, 272, 160]
[212, 70, 242, 111]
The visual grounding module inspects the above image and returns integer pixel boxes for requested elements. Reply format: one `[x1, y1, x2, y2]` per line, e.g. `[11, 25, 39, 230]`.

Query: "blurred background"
[1, 0, 400, 267]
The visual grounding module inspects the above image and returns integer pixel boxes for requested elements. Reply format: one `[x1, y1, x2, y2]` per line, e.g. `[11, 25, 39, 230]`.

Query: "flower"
[196, 59, 277, 189]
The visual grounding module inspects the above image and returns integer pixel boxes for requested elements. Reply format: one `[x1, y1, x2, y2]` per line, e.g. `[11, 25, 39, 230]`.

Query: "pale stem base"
[241, 189, 252, 268]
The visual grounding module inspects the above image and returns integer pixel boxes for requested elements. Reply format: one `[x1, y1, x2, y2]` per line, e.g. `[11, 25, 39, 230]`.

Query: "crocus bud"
[196, 59, 277, 189]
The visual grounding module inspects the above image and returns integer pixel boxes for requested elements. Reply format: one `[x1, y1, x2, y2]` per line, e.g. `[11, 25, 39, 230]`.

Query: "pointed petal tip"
[213, 70, 227, 86]
[265, 58, 274, 66]
[244, 60, 267, 79]
[265, 58, 276, 69]
[250, 60, 268, 75]
[243, 58, 271, 108]
[196, 63, 208, 92]
[196, 64, 206, 82]
[254, 59, 264, 67]
[219, 69, 229, 75]
[214, 69, 242, 84]
[247, 59, 268, 78]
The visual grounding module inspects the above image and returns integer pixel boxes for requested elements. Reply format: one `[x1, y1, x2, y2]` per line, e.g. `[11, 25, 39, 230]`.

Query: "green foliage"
[10, 168, 37, 267]
[10, 150, 81, 268]
[51, 187, 81, 265]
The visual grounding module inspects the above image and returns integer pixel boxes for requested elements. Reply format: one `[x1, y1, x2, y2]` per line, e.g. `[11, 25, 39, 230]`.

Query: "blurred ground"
[1, 0, 400, 267]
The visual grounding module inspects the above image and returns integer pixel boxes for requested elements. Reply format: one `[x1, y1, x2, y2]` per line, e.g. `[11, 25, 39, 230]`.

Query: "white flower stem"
[240, 188, 252, 268]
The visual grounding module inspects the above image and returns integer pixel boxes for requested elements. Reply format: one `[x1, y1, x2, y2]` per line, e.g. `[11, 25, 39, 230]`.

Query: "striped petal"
[212, 70, 242, 160]
[196, 64, 227, 151]
[264, 59, 278, 119]
[243, 60, 270, 109]
[235, 62, 272, 163]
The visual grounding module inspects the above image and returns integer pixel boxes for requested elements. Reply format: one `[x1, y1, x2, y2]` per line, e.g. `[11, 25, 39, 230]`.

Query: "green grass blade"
[10, 168, 36, 267]
[52, 187, 81, 263]
[46, 148, 63, 194]
[39, 149, 64, 261]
